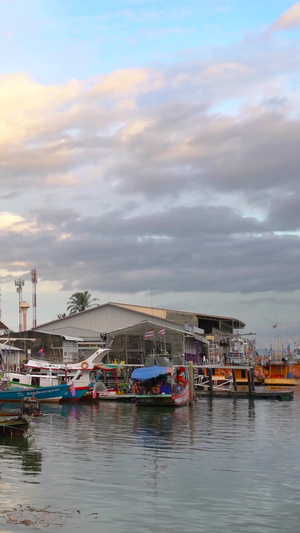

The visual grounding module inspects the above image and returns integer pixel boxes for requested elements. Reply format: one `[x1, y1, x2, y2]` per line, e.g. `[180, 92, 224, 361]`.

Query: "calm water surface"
[1, 390, 300, 532]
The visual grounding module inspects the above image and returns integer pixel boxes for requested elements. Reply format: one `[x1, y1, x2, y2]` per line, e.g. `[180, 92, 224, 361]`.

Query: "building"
[30, 302, 245, 364]
[0, 321, 10, 337]
[0, 343, 24, 371]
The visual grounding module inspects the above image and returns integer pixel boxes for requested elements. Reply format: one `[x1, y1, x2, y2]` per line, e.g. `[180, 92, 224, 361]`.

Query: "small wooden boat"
[91, 364, 135, 402]
[0, 412, 31, 436]
[131, 365, 189, 407]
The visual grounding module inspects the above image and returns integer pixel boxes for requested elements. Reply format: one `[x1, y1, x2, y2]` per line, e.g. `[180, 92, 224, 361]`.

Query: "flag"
[38, 348, 45, 357]
[158, 328, 165, 336]
[272, 324, 277, 329]
[106, 339, 114, 348]
[71, 382, 76, 397]
[144, 329, 155, 339]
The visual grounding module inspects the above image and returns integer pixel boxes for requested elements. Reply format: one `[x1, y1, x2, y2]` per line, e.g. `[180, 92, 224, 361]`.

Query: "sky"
[0, 0, 300, 349]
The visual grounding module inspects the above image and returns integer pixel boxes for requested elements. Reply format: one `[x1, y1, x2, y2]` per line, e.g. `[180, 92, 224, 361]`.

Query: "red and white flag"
[158, 328, 165, 335]
[144, 329, 155, 339]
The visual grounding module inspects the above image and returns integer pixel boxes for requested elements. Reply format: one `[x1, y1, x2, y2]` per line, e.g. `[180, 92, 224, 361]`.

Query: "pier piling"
[188, 361, 194, 405]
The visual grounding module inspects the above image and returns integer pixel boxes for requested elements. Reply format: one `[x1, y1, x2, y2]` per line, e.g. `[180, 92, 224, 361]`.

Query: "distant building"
[0, 321, 10, 337]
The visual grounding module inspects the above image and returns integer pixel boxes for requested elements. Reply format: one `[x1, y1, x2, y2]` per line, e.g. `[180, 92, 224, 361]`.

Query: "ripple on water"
[1, 398, 300, 532]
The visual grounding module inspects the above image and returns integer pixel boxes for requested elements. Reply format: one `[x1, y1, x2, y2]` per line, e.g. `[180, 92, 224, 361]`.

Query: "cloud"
[270, 2, 300, 31]
[0, 212, 38, 233]
[1, 14, 300, 342]
[203, 62, 255, 79]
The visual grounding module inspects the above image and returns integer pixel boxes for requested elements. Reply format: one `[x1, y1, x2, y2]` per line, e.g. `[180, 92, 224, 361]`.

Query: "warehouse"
[29, 302, 245, 364]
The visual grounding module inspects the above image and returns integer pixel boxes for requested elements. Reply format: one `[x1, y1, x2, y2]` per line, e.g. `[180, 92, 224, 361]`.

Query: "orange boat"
[260, 359, 300, 386]
[202, 365, 264, 386]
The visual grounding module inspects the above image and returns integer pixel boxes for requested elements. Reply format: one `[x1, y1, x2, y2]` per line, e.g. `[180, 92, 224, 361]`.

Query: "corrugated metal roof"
[33, 301, 245, 329]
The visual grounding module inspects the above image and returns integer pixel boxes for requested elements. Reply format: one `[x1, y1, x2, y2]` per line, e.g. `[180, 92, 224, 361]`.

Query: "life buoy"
[81, 362, 88, 369]
[254, 367, 264, 381]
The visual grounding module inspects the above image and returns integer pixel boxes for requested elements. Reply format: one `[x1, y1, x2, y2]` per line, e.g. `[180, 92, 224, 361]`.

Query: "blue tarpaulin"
[131, 366, 172, 381]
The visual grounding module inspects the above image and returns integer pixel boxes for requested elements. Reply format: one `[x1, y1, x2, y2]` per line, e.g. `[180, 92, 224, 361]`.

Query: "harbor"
[1, 391, 300, 532]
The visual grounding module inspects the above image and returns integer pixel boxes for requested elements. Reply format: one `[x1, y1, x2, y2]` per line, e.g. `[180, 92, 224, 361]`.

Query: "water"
[1, 391, 300, 532]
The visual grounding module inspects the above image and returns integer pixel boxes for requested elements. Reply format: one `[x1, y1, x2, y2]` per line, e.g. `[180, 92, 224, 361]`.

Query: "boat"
[24, 347, 110, 374]
[260, 358, 300, 386]
[91, 364, 135, 402]
[131, 364, 189, 407]
[0, 383, 70, 402]
[200, 364, 265, 386]
[5, 348, 111, 401]
[0, 412, 31, 436]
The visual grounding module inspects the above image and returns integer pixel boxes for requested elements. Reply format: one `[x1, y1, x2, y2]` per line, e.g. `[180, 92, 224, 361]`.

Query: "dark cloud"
[1, 21, 300, 344]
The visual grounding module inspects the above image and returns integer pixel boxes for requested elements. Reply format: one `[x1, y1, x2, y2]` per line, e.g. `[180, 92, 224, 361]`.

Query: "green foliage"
[67, 291, 98, 314]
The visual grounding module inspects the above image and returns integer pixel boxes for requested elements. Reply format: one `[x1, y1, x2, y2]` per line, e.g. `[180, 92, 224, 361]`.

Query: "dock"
[189, 363, 294, 401]
[196, 387, 294, 401]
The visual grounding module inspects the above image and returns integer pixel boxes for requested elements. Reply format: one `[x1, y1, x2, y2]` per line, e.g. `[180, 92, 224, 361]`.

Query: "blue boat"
[61, 383, 92, 401]
[0, 383, 70, 403]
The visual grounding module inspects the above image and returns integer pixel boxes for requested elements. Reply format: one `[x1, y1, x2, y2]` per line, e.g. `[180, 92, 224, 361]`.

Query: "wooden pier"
[191, 364, 294, 401]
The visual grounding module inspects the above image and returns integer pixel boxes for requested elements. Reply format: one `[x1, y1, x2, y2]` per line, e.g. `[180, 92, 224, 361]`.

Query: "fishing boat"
[24, 347, 110, 375]
[260, 358, 300, 386]
[91, 364, 135, 402]
[0, 412, 31, 436]
[5, 348, 111, 401]
[131, 365, 189, 407]
[201, 364, 265, 386]
[0, 383, 70, 402]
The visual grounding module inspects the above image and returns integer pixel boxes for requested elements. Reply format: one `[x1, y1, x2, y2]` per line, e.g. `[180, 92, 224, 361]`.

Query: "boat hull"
[97, 392, 135, 402]
[136, 384, 189, 407]
[0, 414, 30, 435]
[61, 386, 92, 401]
[264, 377, 300, 386]
[0, 384, 70, 402]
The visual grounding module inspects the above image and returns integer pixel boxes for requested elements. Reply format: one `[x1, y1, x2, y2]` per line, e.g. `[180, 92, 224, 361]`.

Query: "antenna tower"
[15, 277, 25, 332]
[31, 268, 37, 328]
[31, 268, 38, 328]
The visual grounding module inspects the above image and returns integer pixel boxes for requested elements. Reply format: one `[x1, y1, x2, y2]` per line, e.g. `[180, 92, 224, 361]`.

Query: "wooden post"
[188, 361, 194, 405]
[250, 367, 255, 394]
[232, 368, 237, 392]
[208, 368, 213, 397]
[247, 369, 253, 397]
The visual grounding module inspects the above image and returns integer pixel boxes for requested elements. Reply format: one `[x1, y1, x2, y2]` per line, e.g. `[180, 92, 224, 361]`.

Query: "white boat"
[25, 347, 110, 373]
[6, 348, 110, 390]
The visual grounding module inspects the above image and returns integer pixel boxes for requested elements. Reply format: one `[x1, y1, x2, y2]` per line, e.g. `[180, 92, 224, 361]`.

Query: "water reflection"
[2, 398, 300, 533]
[0, 435, 42, 476]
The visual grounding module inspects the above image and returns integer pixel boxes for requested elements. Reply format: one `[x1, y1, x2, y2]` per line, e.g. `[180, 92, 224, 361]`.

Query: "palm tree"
[57, 313, 67, 319]
[67, 291, 99, 314]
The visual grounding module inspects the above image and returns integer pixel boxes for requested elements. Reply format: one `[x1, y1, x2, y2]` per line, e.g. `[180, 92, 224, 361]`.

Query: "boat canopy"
[131, 366, 172, 381]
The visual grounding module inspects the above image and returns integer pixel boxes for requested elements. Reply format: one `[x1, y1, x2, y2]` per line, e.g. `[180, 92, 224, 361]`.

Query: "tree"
[67, 291, 99, 314]
[57, 313, 66, 319]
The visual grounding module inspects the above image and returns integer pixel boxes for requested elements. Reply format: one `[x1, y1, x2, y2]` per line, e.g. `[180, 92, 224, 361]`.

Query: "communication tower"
[15, 277, 25, 332]
[31, 268, 38, 328]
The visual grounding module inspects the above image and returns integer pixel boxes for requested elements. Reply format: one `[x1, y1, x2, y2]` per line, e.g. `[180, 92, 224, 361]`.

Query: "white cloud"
[270, 2, 300, 31]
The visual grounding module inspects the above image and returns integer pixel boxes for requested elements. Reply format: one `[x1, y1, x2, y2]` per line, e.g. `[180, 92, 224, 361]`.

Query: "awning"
[131, 366, 172, 380]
